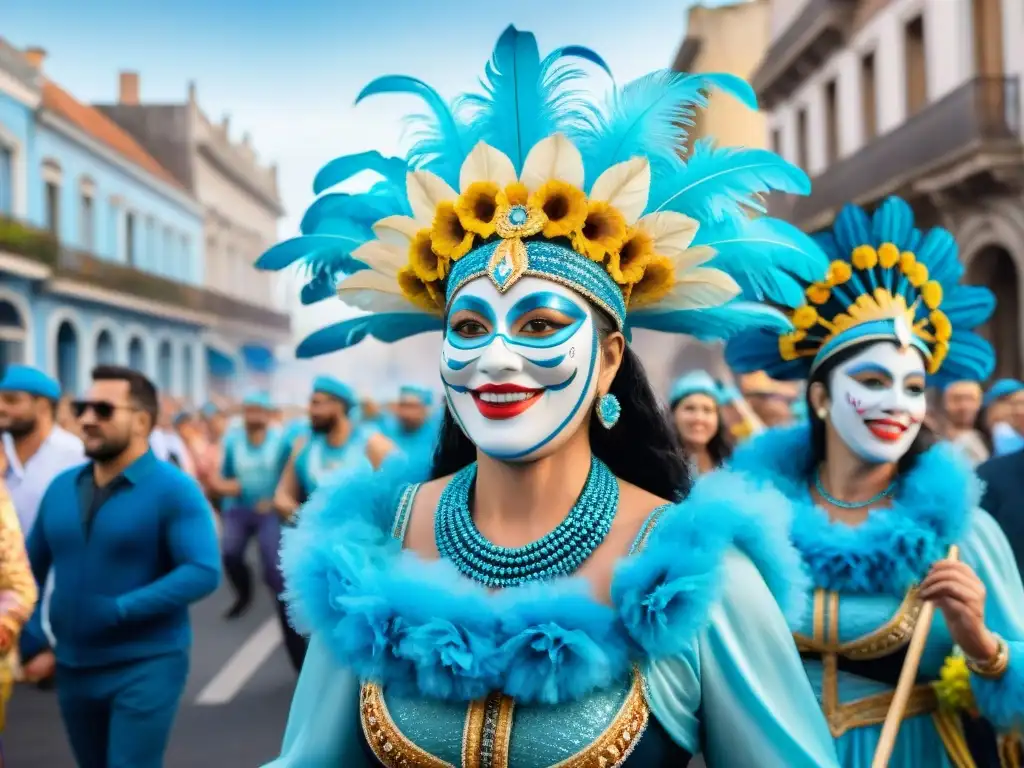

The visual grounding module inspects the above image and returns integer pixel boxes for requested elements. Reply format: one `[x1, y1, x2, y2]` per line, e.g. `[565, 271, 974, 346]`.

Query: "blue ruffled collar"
[280, 454, 807, 706]
[729, 424, 980, 595]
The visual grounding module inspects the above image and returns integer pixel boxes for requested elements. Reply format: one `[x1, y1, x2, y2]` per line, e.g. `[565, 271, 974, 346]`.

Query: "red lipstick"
[865, 418, 908, 442]
[471, 383, 543, 420]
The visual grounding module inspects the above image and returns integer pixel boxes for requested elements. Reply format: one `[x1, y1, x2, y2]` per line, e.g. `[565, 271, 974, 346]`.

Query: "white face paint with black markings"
[439, 276, 600, 462]
[829, 341, 927, 464]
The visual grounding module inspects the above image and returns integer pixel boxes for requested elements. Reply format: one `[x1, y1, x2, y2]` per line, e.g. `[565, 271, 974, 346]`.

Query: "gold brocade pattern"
[359, 670, 650, 768]
[0, 479, 38, 732]
[796, 588, 982, 767]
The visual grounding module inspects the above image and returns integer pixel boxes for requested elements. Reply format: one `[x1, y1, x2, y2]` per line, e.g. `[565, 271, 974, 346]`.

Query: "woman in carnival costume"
[726, 196, 1024, 767]
[668, 370, 732, 474]
[258, 26, 843, 767]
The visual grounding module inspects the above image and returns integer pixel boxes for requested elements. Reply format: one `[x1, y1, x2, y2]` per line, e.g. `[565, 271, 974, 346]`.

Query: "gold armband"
[966, 635, 1010, 680]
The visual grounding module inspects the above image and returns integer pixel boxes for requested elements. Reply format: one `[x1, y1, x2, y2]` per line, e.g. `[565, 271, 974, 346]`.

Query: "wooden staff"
[870, 544, 960, 767]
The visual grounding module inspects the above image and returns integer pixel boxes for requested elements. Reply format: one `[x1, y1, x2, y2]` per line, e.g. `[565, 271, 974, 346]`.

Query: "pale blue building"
[0, 44, 291, 403]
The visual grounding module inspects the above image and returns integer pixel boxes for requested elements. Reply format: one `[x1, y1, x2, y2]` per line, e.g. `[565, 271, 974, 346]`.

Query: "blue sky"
[5, 0, 735, 371]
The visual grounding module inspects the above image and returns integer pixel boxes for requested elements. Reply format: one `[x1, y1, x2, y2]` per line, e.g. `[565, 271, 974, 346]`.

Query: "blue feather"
[458, 26, 609, 173]
[296, 314, 444, 358]
[357, 75, 474, 187]
[301, 274, 337, 305]
[696, 217, 828, 306]
[629, 302, 793, 341]
[576, 71, 757, 185]
[649, 140, 810, 221]
[257, 234, 365, 272]
[312, 151, 409, 196]
[300, 193, 394, 235]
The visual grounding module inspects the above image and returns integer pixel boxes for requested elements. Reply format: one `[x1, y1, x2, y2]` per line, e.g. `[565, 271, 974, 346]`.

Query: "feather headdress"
[725, 196, 996, 386]
[258, 25, 824, 358]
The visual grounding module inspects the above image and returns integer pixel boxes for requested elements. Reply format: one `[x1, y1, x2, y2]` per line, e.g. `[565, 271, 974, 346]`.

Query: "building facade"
[633, 0, 775, 398]
[754, 0, 1024, 378]
[0, 41, 291, 402]
[96, 74, 289, 395]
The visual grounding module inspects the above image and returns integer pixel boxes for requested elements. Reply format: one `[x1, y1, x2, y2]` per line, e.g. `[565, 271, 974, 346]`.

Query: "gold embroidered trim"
[794, 587, 921, 659]
[549, 668, 650, 768]
[1000, 731, 1023, 768]
[488, 695, 515, 768]
[932, 710, 977, 768]
[360, 682, 455, 768]
[462, 697, 486, 768]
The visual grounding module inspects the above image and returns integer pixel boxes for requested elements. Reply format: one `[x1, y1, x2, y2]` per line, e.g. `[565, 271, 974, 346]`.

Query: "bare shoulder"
[617, 480, 671, 531]
[402, 474, 451, 559]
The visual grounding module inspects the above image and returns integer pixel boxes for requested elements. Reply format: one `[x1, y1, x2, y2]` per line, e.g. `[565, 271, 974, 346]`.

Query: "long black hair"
[804, 343, 937, 477]
[431, 343, 692, 502]
[669, 393, 733, 469]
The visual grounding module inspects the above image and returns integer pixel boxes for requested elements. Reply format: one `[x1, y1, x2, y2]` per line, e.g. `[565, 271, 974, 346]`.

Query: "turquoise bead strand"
[434, 456, 619, 588]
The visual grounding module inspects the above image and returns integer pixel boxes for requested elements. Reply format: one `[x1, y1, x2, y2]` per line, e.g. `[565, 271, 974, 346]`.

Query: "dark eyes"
[452, 319, 488, 337]
[854, 375, 925, 395]
[521, 318, 565, 334]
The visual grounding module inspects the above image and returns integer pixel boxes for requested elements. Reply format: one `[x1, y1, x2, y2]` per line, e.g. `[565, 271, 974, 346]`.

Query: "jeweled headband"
[257, 25, 828, 358]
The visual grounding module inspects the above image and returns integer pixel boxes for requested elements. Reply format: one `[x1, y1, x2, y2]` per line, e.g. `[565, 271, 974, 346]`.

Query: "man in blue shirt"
[19, 365, 220, 768]
[386, 385, 440, 462]
[208, 392, 288, 621]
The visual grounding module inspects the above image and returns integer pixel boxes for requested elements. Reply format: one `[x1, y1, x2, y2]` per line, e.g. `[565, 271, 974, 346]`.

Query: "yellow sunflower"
[607, 227, 655, 285]
[409, 229, 449, 282]
[627, 254, 675, 308]
[431, 202, 475, 262]
[497, 182, 529, 208]
[528, 180, 588, 239]
[455, 182, 501, 238]
[397, 266, 443, 313]
[570, 200, 627, 263]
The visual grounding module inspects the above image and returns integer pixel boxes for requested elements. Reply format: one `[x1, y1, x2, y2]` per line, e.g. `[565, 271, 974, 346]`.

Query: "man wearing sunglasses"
[18, 365, 220, 768]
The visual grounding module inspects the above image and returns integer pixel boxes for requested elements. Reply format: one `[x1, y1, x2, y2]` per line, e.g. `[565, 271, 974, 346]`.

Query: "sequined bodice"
[357, 669, 686, 768]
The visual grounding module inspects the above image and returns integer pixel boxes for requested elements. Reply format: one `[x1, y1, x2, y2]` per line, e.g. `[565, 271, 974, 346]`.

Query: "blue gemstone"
[509, 206, 528, 226]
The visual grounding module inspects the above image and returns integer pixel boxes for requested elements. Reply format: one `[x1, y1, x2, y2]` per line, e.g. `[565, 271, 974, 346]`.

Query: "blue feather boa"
[279, 453, 809, 706]
[729, 424, 981, 595]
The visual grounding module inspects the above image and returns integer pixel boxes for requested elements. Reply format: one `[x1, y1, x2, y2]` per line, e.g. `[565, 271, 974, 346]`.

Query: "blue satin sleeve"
[263, 635, 369, 767]
[962, 509, 1024, 732]
[647, 550, 841, 767]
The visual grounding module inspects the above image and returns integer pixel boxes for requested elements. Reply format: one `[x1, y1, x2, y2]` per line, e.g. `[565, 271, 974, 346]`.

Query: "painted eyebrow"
[845, 363, 893, 379]
[448, 295, 497, 325]
[505, 292, 587, 325]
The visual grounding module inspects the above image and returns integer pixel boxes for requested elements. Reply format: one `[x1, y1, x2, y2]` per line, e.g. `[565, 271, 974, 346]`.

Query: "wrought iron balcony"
[769, 76, 1024, 231]
[751, 0, 857, 110]
[0, 216, 291, 332]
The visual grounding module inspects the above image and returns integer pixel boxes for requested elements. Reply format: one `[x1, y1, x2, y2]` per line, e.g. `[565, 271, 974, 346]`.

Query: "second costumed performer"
[258, 25, 844, 767]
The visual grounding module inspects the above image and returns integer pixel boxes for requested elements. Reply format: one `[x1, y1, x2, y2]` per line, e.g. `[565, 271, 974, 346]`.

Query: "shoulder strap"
[389, 483, 421, 545]
[629, 504, 670, 554]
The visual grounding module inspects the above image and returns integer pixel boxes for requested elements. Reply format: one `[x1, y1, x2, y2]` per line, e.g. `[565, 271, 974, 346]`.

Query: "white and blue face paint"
[440, 276, 600, 462]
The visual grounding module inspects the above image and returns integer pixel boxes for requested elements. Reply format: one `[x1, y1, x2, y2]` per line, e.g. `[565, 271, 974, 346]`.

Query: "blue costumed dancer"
[257, 25, 842, 767]
[668, 371, 733, 474]
[726, 196, 1024, 766]
[384, 385, 440, 462]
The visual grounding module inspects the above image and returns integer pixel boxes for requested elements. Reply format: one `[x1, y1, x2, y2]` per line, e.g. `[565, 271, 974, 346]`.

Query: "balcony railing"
[752, 0, 856, 109]
[770, 76, 1024, 230]
[0, 216, 291, 332]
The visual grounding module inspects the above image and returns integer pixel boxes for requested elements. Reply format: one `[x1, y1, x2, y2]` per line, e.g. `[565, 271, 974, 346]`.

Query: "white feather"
[518, 134, 585, 192]
[372, 215, 420, 246]
[459, 141, 518, 192]
[672, 245, 717, 276]
[336, 271, 419, 314]
[351, 240, 407, 278]
[589, 157, 651, 225]
[637, 212, 699, 257]
[653, 267, 740, 310]
[406, 171, 457, 226]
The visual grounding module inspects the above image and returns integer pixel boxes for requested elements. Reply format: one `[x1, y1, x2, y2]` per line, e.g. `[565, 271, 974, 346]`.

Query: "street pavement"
[5, 582, 295, 767]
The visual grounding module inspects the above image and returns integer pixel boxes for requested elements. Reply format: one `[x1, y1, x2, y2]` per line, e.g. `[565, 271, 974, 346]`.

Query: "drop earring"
[596, 393, 621, 429]
[816, 408, 828, 420]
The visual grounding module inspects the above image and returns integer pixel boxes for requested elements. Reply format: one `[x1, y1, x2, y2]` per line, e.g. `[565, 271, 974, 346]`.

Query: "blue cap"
[398, 385, 433, 406]
[242, 391, 274, 410]
[983, 379, 1024, 409]
[0, 365, 61, 400]
[669, 371, 722, 407]
[313, 375, 356, 406]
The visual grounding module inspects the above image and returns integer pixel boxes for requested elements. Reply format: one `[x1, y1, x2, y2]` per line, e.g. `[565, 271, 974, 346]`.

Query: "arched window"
[95, 329, 116, 365]
[42, 159, 62, 237]
[157, 339, 174, 393]
[128, 336, 146, 372]
[56, 320, 80, 395]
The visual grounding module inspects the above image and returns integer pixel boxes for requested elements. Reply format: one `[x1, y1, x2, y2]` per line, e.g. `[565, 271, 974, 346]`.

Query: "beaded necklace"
[434, 456, 619, 588]
[814, 467, 896, 510]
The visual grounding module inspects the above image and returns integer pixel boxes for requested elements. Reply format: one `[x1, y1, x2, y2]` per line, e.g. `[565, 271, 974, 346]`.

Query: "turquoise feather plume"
[312, 150, 409, 196]
[630, 303, 793, 341]
[649, 139, 811, 221]
[297, 314, 444, 358]
[577, 70, 756, 185]
[459, 25, 611, 173]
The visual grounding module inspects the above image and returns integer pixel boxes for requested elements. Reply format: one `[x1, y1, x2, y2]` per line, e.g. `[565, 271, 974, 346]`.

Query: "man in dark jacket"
[977, 448, 1024, 575]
